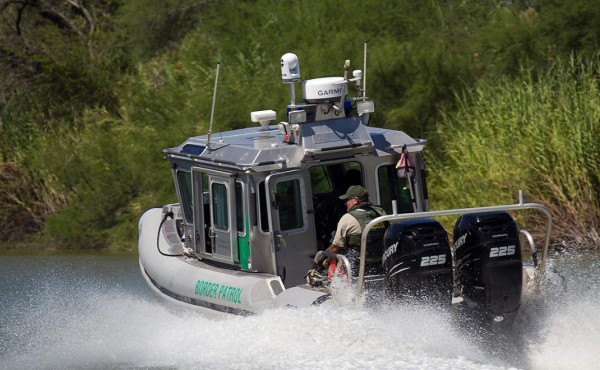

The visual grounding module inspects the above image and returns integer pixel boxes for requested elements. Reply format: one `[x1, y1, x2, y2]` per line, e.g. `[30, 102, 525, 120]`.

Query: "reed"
[428, 55, 600, 248]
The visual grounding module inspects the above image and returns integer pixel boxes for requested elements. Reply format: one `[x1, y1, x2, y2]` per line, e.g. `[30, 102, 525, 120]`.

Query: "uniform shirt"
[331, 213, 362, 249]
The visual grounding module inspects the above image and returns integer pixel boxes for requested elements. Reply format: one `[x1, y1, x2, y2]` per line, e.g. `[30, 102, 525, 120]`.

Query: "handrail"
[357, 192, 552, 294]
[520, 229, 538, 267]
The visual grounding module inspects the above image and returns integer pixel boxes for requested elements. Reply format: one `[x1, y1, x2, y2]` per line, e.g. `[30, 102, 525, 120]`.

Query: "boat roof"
[164, 115, 425, 172]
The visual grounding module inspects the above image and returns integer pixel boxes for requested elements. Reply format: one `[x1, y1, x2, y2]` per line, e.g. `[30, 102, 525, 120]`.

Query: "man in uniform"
[323, 185, 387, 275]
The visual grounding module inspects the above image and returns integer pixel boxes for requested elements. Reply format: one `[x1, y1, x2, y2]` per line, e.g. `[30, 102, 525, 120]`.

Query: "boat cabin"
[163, 54, 428, 287]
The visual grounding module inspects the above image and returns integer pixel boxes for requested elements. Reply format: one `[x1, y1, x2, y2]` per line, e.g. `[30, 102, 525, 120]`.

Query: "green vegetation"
[428, 55, 600, 247]
[1, 0, 599, 252]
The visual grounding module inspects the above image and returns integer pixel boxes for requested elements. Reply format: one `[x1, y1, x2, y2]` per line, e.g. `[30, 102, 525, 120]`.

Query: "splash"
[1, 254, 599, 369]
[1, 293, 508, 370]
[526, 256, 600, 369]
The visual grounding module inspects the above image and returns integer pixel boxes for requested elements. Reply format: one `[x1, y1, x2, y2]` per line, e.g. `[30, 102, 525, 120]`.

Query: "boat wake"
[1, 255, 598, 370]
[525, 256, 600, 369]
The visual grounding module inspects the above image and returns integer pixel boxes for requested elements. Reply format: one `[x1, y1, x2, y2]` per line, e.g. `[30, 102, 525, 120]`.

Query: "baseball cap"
[339, 185, 368, 200]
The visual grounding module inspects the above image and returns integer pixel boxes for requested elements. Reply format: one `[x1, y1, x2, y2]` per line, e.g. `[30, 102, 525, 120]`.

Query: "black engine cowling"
[382, 218, 453, 302]
[453, 211, 522, 316]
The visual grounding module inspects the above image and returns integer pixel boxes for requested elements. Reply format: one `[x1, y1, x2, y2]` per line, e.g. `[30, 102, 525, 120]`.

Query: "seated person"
[323, 185, 387, 275]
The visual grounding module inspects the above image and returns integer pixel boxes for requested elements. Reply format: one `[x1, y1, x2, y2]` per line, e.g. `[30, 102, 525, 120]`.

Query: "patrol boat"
[138, 48, 552, 320]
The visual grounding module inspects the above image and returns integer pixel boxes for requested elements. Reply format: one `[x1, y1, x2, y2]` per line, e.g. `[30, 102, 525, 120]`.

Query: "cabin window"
[258, 178, 304, 232]
[309, 166, 332, 193]
[235, 180, 244, 233]
[309, 161, 362, 196]
[212, 182, 229, 230]
[258, 181, 269, 232]
[277, 179, 304, 231]
[176, 171, 193, 223]
[377, 164, 413, 214]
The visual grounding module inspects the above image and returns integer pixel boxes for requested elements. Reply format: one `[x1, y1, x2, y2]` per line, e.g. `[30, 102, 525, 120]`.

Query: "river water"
[0, 253, 598, 370]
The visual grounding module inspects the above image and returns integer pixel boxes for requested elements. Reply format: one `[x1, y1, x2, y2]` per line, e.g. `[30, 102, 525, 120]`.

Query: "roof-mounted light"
[357, 100, 374, 115]
[288, 110, 306, 124]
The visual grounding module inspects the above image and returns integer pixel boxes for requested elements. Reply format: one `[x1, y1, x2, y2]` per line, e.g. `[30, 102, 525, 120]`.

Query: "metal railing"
[357, 190, 552, 294]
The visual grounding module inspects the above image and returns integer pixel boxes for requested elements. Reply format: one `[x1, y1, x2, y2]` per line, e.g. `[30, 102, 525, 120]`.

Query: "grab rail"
[357, 191, 552, 294]
[519, 229, 538, 267]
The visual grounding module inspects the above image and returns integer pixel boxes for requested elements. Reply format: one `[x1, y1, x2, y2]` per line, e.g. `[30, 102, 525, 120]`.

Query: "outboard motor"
[453, 211, 522, 318]
[382, 219, 453, 303]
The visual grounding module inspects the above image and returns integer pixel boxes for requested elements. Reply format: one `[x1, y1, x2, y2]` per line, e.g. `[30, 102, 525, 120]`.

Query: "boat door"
[192, 167, 238, 263]
[265, 170, 316, 286]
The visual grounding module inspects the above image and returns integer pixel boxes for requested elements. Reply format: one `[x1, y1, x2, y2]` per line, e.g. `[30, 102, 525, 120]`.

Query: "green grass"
[428, 55, 600, 248]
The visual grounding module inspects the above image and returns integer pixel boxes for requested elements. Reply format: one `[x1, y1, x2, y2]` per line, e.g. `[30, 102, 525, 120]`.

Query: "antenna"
[207, 62, 220, 149]
[356, 41, 374, 115]
[363, 40, 368, 98]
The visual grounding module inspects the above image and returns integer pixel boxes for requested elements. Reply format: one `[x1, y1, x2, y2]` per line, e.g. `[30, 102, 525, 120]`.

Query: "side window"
[277, 179, 304, 231]
[177, 171, 193, 223]
[235, 180, 244, 233]
[212, 182, 229, 230]
[258, 178, 304, 232]
[258, 181, 269, 232]
[377, 164, 413, 214]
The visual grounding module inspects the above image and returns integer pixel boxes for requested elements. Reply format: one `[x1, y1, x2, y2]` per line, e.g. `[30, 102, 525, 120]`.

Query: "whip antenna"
[207, 62, 220, 149]
[363, 40, 368, 98]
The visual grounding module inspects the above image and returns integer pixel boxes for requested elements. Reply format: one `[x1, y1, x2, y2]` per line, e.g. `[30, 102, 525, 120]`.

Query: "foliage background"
[1, 0, 599, 251]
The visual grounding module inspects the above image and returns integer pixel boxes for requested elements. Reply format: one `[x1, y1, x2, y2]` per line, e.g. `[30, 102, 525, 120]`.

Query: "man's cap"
[339, 185, 368, 200]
